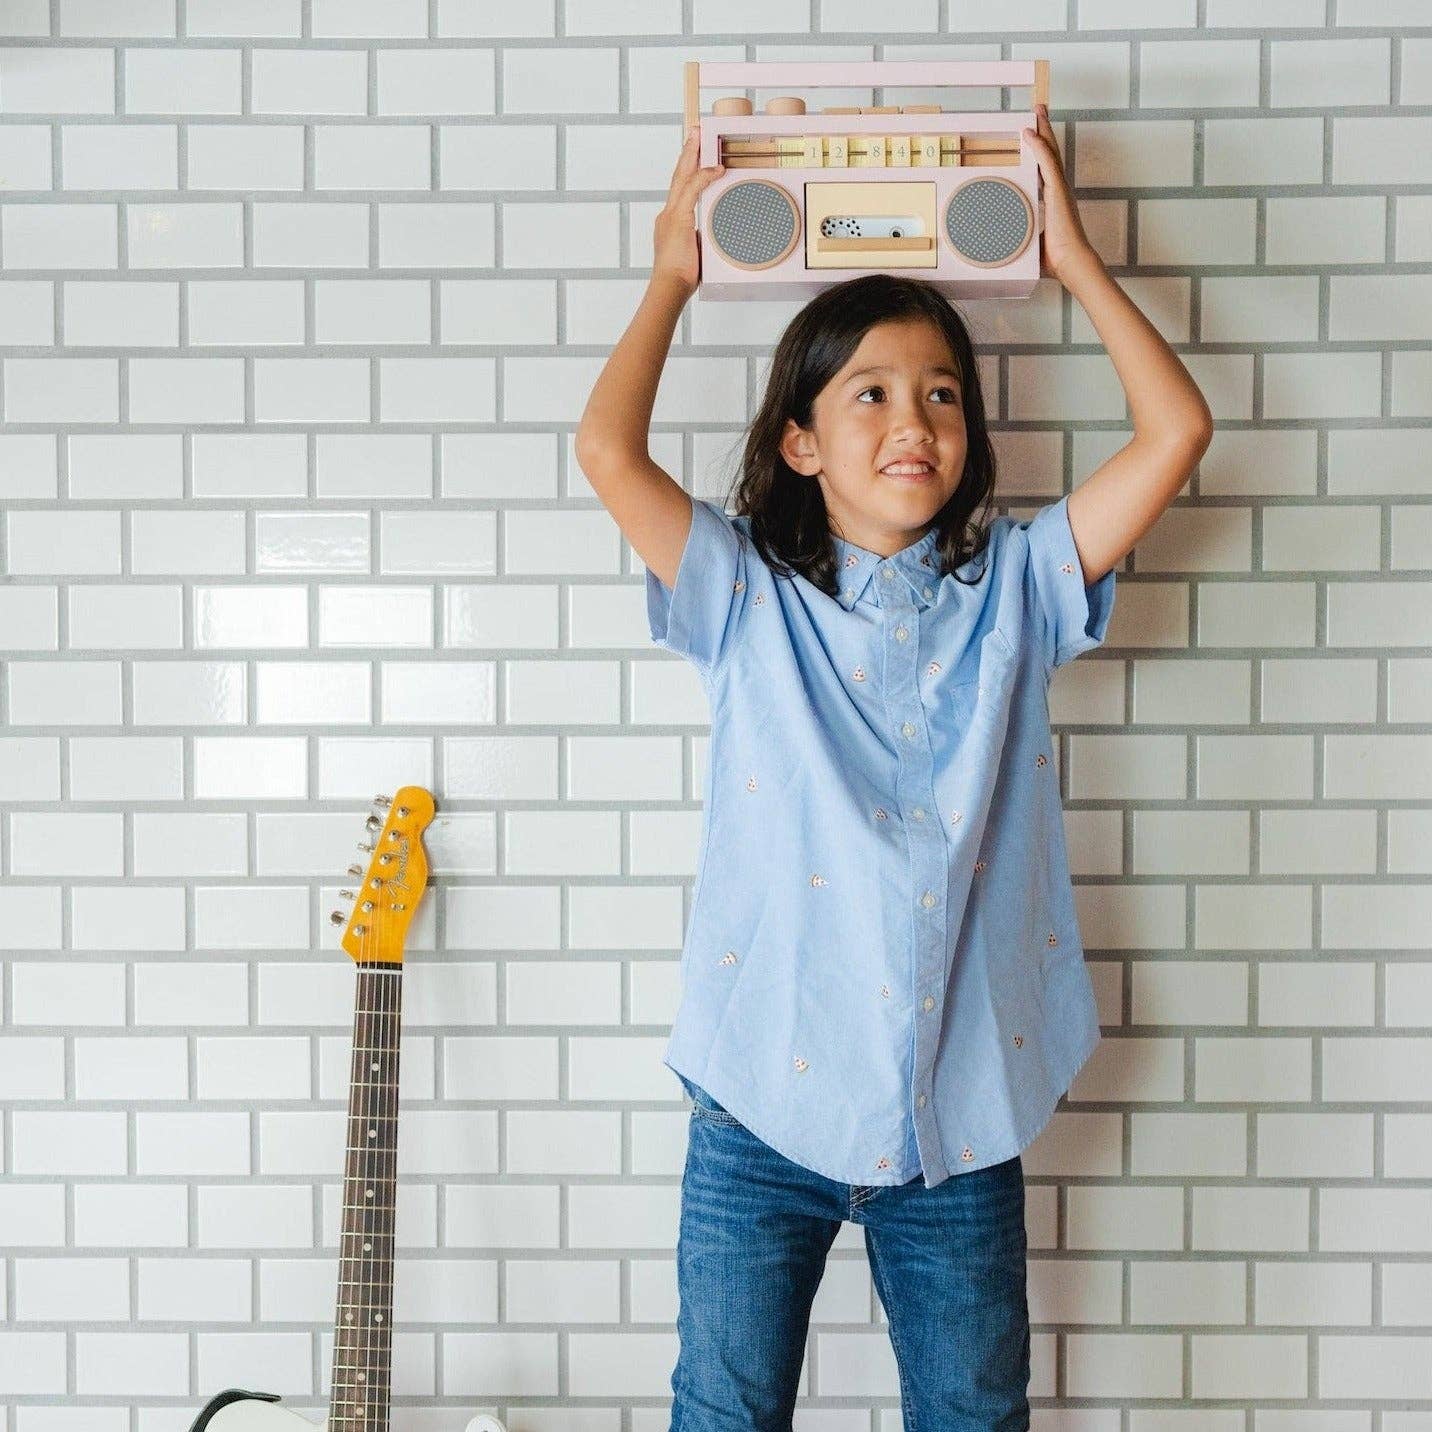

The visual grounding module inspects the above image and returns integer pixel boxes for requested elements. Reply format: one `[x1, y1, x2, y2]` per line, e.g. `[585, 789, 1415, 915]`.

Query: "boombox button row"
[719, 135, 1022, 170]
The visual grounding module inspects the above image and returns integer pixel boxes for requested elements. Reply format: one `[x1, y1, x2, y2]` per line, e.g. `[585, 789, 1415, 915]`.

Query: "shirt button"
[922, 586, 933, 600]
[920, 891, 936, 908]
[843, 588, 854, 601]
[922, 995, 935, 1012]
[917, 1093, 927, 1108]
[901, 721, 917, 739]
[881, 566, 895, 580]
[911, 807, 925, 820]
[894, 626, 908, 641]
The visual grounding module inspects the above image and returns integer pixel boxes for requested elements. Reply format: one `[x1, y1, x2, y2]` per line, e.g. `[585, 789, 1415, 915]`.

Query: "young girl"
[577, 105, 1211, 1431]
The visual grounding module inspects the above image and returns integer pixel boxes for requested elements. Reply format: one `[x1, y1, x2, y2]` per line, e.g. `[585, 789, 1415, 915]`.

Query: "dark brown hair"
[726, 273, 997, 597]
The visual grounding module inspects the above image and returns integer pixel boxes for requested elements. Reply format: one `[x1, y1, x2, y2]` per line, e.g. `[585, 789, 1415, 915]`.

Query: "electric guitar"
[187, 787, 505, 1432]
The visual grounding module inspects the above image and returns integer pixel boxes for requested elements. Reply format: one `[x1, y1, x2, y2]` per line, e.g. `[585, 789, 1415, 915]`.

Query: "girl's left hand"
[1022, 102, 1098, 286]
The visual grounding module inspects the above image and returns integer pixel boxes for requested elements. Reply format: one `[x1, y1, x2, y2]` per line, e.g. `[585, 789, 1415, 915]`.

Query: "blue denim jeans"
[670, 1075, 1030, 1432]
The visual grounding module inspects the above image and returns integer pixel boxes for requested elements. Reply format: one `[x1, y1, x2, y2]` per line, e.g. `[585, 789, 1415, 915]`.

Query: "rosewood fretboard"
[328, 961, 403, 1432]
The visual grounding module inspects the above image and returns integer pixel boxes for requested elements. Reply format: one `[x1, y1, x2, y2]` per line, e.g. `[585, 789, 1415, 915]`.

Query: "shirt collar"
[831, 525, 942, 611]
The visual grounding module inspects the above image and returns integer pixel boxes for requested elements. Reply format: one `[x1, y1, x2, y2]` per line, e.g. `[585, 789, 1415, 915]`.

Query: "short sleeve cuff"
[1027, 492, 1116, 673]
[644, 497, 745, 677]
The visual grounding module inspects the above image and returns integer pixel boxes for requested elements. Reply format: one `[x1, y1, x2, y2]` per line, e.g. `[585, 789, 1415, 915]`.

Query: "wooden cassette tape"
[686, 59, 1049, 301]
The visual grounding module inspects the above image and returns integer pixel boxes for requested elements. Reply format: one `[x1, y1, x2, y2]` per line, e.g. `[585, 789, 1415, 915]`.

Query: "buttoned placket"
[874, 557, 950, 1181]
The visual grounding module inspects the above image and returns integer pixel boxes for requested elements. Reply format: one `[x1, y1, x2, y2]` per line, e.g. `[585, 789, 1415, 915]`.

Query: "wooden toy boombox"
[687, 59, 1049, 301]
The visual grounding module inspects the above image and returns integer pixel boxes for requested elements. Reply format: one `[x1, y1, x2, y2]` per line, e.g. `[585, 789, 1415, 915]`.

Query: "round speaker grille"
[709, 181, 799, 269]
[944, 178, 1032, 266]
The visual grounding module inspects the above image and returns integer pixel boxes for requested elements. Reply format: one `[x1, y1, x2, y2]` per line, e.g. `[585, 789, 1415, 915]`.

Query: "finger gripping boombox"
[687, 59, 1049, 301]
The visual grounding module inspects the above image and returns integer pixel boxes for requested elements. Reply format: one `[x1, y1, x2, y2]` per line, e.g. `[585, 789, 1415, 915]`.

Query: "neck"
[327, 962, 403, 1432]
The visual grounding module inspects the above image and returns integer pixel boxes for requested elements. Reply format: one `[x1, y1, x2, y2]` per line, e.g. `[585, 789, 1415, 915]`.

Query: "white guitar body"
[196, 1392, 505, 1432]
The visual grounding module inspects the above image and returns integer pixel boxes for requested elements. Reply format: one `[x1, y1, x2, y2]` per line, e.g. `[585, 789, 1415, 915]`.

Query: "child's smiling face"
[778, 316, 969, 559]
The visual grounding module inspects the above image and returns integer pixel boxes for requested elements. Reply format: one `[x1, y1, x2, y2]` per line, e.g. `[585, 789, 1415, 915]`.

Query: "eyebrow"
[844, 364, 962, 385]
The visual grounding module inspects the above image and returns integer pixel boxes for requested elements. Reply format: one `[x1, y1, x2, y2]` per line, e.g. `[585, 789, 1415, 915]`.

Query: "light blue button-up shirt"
[646, 491, 1116, 1188]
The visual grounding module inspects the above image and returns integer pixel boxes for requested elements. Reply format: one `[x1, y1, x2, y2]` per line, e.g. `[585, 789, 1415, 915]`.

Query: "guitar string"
[373, 849, 399, 1432]
[365, 870, 385, 1430]
[374, 882, 392, 1432]
[352, 861, 380, 1430]
[351, 884, 368, 1429]
[362, 868, 385, 1432]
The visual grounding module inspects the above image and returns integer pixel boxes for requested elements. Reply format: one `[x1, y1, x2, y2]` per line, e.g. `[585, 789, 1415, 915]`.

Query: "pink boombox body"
[687, 59, 1049, 302]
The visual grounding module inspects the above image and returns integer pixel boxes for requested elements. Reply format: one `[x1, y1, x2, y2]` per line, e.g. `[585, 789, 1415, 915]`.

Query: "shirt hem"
[666, 1013, 1102, 1191]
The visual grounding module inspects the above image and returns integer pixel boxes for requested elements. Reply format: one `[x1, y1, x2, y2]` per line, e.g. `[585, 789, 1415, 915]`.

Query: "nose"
[888, 392, 936, 446]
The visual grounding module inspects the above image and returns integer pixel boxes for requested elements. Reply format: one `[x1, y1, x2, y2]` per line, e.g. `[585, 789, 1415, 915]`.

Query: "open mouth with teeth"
[880, 461, 937, 482]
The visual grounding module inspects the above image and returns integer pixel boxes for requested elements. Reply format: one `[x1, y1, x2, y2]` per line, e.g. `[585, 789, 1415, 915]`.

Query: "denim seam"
[689, 1102, 741, 1127]
[866, 1229, 918, 1432]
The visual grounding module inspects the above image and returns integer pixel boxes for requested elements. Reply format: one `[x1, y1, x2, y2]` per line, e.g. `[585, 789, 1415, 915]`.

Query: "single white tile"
[251, 47, 367, 113]
[2, 205, 118, 269]
[377, 48, 495, 114]
[124, 48, 241, 114]
[0, 48, 115, 114]
[64, 280, 179, 346]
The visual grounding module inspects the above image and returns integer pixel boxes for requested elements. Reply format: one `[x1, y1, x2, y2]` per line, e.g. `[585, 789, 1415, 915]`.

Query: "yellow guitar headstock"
[329, 784, 435, 966]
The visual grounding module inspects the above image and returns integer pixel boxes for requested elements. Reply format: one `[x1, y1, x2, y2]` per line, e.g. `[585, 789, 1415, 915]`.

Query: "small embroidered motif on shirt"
[1012, 1034, 1023, 1048]
[733, 578, 745, 593]
[793, 1056, 808, 1072]
[810, 873, 827, 887]
[879, 984, 891, 998]
[852, 666, 867, 681]
[719, 951, 739, 966]
[875, 1156, 892, 1170]
[754, 591, 766, 606]
[951, 810, 962, 823]
[973, 859, 986, 873]
[1047, 932, 1058, 946]
[1036, 753, 1048, 767]
[746, 775, 758, 791]
[961, 1146, 975, 1162]
[926, 660, 941, 676]
[1060, 561, 1074, 574]
[873, 807, 888, 821]
[845, 553, 859, 568]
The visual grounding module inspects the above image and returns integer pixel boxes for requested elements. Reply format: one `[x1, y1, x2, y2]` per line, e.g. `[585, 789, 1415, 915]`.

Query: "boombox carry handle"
[682, 59, 1048, 131]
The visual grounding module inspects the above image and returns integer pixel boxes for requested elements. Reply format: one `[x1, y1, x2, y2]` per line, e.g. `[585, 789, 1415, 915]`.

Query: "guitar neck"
[328, 961, 403, 1432]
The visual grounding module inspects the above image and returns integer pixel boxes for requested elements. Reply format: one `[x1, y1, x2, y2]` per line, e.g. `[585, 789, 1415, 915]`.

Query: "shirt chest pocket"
[947, 629, 1018, 728]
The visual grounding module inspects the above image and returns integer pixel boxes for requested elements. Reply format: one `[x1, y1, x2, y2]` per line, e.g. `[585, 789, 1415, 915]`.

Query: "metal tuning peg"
[328, 910, 347, 926]
[339, 889, 357, 901]
[356, 841, 373, 853]
[346, 864, 363, 877]
[365, 813, 383, 833]
[374, 794, 392, 808]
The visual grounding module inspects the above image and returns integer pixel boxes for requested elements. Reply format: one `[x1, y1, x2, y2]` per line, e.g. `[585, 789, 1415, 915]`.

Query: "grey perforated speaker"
[943, 178, 1034, 267]
[708, 180, 800, 270]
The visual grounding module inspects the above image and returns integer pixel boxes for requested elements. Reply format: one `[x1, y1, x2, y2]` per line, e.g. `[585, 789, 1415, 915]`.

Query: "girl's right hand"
[651, 127, 724, 293]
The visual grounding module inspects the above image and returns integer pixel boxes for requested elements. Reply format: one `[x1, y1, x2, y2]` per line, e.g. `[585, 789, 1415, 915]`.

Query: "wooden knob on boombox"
[765, 95, 806, 115]
[713, 96, 753, 115]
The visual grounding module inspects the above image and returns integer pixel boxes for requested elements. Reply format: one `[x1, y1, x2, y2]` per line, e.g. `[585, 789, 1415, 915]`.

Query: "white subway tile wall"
[0, 1, 1428, 1427]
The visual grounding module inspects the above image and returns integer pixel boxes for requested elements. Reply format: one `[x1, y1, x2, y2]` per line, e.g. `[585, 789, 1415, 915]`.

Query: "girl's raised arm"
[575, 130, 725, 591]
[1022, 102, 1214, 585]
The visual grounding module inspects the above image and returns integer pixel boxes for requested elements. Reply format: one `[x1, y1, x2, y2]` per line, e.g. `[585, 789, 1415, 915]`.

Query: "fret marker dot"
[371, 1061, 379, 1071]
[374, 1313, 383, 1323]
[363, 1242, 371, 1252]
[358, 1374, 366, 1383]
[345, 1312, 354, 1322]
[365, 1188, 374, 1198]
[368, 1128, 377, 1138]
